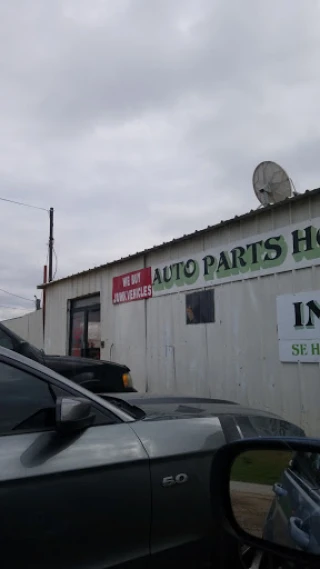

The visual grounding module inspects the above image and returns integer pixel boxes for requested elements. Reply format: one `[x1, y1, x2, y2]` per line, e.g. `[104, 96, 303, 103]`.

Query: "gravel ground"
[230, 487, 274, 538]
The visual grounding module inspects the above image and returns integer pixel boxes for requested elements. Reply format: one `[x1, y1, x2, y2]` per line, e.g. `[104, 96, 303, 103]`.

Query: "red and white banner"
[112, 267, 153, 304]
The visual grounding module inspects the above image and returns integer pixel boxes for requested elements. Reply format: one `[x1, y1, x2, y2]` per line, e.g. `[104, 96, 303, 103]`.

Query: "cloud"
[0, 0, 319, 320]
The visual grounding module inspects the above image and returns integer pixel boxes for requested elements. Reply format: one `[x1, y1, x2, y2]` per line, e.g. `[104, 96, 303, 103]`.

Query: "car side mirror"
[55, 397, 95, 434]
[211, 437, 320, 566]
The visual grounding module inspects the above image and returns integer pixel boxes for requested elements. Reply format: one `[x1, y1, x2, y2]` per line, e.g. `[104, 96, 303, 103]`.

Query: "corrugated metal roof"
[38, 187, 320, 289]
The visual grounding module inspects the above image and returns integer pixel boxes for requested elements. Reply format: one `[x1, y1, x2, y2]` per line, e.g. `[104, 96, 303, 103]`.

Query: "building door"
[69, 295, 101, 359]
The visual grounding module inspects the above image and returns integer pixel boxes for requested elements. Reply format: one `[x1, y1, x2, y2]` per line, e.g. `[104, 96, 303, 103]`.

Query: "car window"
[0, 361, 115, 433]
[304, 452, 320, 485]
[310, 453, 320, 472]
[0, 357, 119, 436]
[0, 361, 55, 434]
[291, 452, 320, 486]
[0, 329, 14, 351]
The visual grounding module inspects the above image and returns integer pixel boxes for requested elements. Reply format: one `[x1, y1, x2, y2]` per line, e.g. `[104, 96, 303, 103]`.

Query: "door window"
[87, 308, 101, 359]
[69, 295, 101, 359]
[70, 311, 85, 357]
[291, 452, 320, 486]
[303, 452, 320, 485]
[0, 328, 14, 350]
[0, 361, 116, 434]
[0, 362, 55, 434]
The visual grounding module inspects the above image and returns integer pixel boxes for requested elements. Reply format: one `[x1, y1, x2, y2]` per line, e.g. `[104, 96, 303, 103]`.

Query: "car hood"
[100, 393, 238, 420]
[43, 354, 129, 371]
[105, 393, 303, 432]
[108, 393, 306, 458]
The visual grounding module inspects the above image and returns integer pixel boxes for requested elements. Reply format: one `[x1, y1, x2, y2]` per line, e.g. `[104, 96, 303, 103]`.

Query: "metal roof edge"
[37, 187, 320, 290]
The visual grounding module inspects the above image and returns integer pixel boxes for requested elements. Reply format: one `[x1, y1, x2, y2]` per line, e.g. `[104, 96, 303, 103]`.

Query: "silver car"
[0, 346, 304, 568]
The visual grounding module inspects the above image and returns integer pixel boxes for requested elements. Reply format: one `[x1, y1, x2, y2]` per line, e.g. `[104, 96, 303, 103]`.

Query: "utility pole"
[0, 196, 55, 282]
[48, 207, 54, 282]
[43, 265, 47, 335]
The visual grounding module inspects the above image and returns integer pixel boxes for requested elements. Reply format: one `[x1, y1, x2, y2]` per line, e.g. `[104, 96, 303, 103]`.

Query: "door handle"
[289, 517, 310, 550]
[273, 482, 288, 497]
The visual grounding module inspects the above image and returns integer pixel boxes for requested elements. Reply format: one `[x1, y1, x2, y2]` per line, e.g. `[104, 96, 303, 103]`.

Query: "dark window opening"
[69, 294, 101, 359]
[186, 289, 215, 325]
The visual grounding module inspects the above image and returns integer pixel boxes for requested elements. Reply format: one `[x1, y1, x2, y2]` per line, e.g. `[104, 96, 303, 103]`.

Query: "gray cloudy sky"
[1, 0, 320, 320]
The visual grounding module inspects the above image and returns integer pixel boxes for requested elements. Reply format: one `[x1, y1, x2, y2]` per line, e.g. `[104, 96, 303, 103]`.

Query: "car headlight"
[122, 372, 133, 389]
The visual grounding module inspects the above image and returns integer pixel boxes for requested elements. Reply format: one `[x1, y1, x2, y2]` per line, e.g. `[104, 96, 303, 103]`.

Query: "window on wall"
[186, 289, 215, 325]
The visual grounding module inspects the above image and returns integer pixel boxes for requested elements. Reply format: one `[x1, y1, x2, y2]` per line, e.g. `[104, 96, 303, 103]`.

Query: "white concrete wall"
[3, 310, 44, 349]
[44, 260, 148, 392]
[43, 192, 320, 436]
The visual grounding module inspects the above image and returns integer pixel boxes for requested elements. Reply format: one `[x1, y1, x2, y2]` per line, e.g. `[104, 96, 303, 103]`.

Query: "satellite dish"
[252, 161, 295, 207]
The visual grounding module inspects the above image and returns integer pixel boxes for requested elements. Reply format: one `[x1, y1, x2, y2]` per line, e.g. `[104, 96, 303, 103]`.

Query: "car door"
[285, 453, 320, 554]
[268, 466, 300, 547]
[0, 353, 151, 569]
[269, 453, 320, 552]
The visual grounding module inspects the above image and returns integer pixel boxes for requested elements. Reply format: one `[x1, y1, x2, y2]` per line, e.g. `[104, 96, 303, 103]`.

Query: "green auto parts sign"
[277, 292, 320, 363]
[152, 219, 320, 296]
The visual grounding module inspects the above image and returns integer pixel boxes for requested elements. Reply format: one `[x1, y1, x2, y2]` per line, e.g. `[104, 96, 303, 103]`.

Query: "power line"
[0, 197, 55, 282]
[0, 288, 34, 302]
[0, 196, 48, 212]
